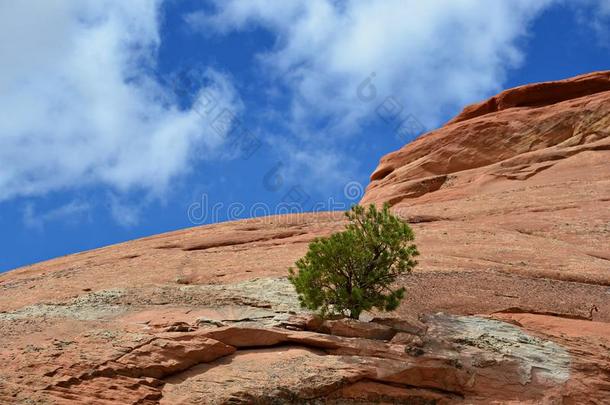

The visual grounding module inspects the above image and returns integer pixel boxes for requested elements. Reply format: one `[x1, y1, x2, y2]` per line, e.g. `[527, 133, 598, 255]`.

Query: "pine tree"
[289, 203, 418, 319]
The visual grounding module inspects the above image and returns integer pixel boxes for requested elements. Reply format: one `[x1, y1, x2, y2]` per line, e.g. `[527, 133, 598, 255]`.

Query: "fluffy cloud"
[189, 0, 555, 134]
[0, 0, 240, 202]
[3, 0, 604, 213]
[575, 0, 610, 45]
[23, 200, 91, 231]
[185, 0, 563, 193]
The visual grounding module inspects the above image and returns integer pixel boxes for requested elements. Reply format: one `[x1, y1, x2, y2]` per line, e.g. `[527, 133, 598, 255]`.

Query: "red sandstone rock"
[390, 331, 423, 346]
[1, 72, 609, 403]
[106, 337, 235, 379]
[372, 315, 427, 336]
[317, 318, 396, 340]
[448, 70, 610, 124]
[362, 71, 610, 286]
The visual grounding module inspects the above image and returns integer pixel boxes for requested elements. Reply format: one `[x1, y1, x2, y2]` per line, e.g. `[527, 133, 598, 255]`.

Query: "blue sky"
[0, 0, 609, 273]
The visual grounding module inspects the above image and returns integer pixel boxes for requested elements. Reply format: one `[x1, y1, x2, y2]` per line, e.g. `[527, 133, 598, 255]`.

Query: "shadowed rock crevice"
[183, 233, 306, 251]
[323, 379, 464, 404]
[166, 230, 309, 251]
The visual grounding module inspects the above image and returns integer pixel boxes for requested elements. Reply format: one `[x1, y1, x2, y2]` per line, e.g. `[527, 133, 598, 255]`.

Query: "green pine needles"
[289, 203, 419, 319]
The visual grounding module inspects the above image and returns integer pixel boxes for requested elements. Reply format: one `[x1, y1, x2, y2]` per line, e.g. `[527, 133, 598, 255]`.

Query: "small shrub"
[289, 203, 418, 319]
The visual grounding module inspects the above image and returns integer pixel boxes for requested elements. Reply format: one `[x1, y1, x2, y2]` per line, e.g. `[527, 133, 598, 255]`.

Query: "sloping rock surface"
[363, 70, 610, 286]
[1, 72, 610, 403]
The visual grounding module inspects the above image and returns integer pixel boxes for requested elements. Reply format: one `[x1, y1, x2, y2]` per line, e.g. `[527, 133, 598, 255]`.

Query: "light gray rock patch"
[180, 277, 303, 313]
[426, 313, 571, 385]
[0, 289, 126, 321]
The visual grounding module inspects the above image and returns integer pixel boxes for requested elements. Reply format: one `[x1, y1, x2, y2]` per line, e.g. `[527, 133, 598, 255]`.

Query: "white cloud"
[573, 0, 610, 45]
[23, 200, 91, 231]
[4, 0, 603, 214]
[190, 0, 555, 133]
[599, 0, 610, 13]
[0, 0, 241, 203]
[187, 0, 558, 191]
[107, 194, 142, 228]
[270, 138, 358, 194]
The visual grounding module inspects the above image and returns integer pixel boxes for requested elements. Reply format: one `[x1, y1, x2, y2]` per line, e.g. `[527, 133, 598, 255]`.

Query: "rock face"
[363, 70, 610, 286]
[1, 72, 610, 404]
